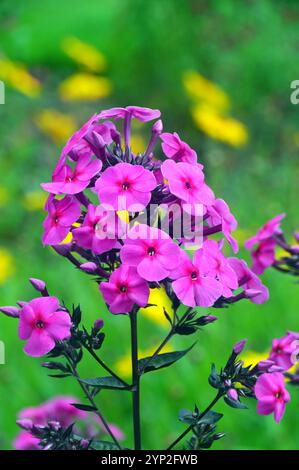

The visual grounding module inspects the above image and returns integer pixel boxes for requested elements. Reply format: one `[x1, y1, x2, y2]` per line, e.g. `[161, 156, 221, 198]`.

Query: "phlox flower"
[245, 213, 285, 250]
[14, 431, 41, 450]
[206, 198, 238, 253]
[160, 132, 197, 164]
[41, 154, 102, 195]
[120, 224, 181, 282]
[251, 238, 276, 275]
[72, 204, 121, 254]
[100, 265, 149, 314]
[161, 159, 214, 214]
[170, 249, 222, 308]
[228, 258, 269, 304]
[18, 297, 71, 357]
[98, 105, 161, 122]
[268, 332, 299, 371]
[95, 162, 156, 211]
[199, 240, 238, 297]
[255, 372, 290, 423]
[42, 195, 81, 246]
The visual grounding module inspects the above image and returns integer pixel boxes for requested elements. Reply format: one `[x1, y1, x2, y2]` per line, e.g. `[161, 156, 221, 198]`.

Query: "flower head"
[170, 249, 222, 307]
[18, 297, 71, 357]
[255, 372, 290, 423]
[42, 195, 81, 246]
[95, 162, 156, 211]
[120, 225, 181, 282]
[160, 132, 197, 164]
[100, 265, 149, 314]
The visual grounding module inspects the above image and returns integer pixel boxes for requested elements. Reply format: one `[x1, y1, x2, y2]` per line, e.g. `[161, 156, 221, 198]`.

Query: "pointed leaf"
[139, 343, 195, 374]
[80, 376, 131, 390]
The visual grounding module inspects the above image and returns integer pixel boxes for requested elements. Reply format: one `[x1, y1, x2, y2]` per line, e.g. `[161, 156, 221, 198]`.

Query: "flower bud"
[233, 339, 247, 355]
[52, 243, 71, 256]
[198, 315, 217, 325]
[152, 119, 163, 134]
[29, 278, 47, 294]
[227, 388, 238, 401]
[80, 262, 97, 273]
[16, 418, 33, 430]
[0, 306, 19, 318]
[94, 318, 104, 331]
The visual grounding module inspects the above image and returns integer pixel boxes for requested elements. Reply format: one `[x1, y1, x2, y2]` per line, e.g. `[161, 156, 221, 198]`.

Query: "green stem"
[83, 342, 129, 387]
[130, 309, 141, 450]
[69, 360, 121, 449]
[167, 392, 223, 450]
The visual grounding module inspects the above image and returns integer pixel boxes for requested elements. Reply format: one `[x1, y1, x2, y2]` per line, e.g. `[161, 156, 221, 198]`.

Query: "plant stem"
[69, 361, 122, 449]
[167, 392, 223, 450]
[83, 343, 130, 387]
[130, 309, 141, 450]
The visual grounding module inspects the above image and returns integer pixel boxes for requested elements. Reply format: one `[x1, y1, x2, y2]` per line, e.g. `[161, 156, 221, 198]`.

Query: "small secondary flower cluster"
[14, 395, 123, 450]
[245, 213, 299, 276]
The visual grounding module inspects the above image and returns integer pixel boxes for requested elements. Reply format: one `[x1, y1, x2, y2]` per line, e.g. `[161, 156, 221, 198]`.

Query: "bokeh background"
[0, 0, 299, 450]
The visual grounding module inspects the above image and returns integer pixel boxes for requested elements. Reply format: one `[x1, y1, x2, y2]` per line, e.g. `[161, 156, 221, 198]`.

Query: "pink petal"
[24, 330, 55, 357]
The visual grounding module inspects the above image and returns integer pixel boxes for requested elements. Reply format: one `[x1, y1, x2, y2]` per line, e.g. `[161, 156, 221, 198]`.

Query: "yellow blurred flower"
[115, 343, 173, 378]
[60, 223, 80, 244]
[117, 210, 130, 224]
[139, 287, 174, 328]
[130, 135, 146, 154]
[0, 248, 14, 284]
[22, 191, 47, 211]
[241, 350, 268, 368]
[183, 70, 231, 112]
[0, 186, 9, 206]
[0, 57, 41, 97]
[59, 73, 111, 102]
[61, 37, 106, 72]
[35, 109, 77, 144]
[191, 104, 248, 147]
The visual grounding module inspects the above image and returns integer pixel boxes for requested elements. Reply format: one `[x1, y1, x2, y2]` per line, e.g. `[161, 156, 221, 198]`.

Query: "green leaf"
[199, 410, 223, 425]
[139, 343, 195, 374]
[223, 395, 247, 409]
[208, 363, 221, 389]
[71, 403, 97, 412]
[91, 440, 123, 450]
[80, 376, 131, 390]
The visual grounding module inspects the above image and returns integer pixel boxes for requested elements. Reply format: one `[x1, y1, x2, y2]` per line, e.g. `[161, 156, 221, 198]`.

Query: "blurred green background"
[0, 0, 299, 450]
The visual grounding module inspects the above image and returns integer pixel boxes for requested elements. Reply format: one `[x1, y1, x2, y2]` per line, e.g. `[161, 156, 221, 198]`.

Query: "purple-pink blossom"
[255, 372, 290, 423]
[18, 297, 71, 357]
[170, 249, 222, 308]
[98, 105, 161, 122]
[73, 204, 121, 254]
[160, 132, 197, 164]
[206, 198, 238, 253]
[250, 238, 276, 275]
[42, 195, 81, 246]
[228, 258, 269, 304]
[120, 225, 181, 282]
[245, 213, 285, 250]
[41, 154, 102, 195]
[161, 159, 214, 214]
[100, 265, 149, 314]
[95, 162, 157, 211]
[199, 240, 238, 297]
[268, 332, 299, 371]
